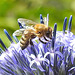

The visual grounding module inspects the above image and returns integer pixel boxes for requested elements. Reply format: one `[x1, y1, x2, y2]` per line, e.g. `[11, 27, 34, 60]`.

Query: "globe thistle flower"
[0, 14, 75, 75]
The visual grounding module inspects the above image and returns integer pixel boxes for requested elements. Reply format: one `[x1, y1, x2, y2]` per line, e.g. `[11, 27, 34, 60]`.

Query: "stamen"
[47, 14, 49, 27]
[4, 29, 13, 43]
[53, 23, 57, 39]
[52, 36, 55, 50]
[63, 17, 67, 34]
[0, 38, 7, 50]
[43, 17, 47, 25]
[68, 15, 72, 32]
[52, 23, 57, 50]
[0, 48, 3, 54]
[40, 14, 44, 24]
[13, 35, 19, 43]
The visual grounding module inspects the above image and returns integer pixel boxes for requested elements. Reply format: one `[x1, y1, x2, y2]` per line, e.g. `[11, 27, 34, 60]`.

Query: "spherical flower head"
[0, 15, 75, 75]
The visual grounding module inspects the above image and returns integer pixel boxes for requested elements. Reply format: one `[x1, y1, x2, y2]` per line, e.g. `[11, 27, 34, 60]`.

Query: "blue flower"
[0, 14, 75, 75]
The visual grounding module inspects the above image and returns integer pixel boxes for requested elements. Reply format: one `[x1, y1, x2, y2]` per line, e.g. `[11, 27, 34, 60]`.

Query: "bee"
[13, 18, 52, 50]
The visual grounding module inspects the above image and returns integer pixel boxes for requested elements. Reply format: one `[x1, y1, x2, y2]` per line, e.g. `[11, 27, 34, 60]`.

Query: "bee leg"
[30, 39, 34, 46]
[39, 38, 47, 44]
[44, 36, 49, 41]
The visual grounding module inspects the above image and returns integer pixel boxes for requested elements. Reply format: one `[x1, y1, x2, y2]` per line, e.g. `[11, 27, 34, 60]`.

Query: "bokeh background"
[0, 0, 75, 48]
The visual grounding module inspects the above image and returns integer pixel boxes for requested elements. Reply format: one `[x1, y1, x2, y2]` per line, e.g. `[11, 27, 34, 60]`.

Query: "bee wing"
[13, 29, 25, 36]
[18, 18, 37, 28]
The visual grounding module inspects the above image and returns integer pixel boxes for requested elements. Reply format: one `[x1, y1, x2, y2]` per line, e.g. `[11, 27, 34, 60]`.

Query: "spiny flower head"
[0, 14, 75, 75]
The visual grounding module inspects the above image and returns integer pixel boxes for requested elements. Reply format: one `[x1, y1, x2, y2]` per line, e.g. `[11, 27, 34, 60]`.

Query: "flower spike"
[47, 14, 49, 26]
[0, 38, 7, 50]
[4, 29, 13, 43]
[53, 23, 57, 39]
[0, 48, 3, 54]
[52, 37, 55, 49]
[63, 17, 67, 34]
[68, 67, 75, 72]
[13, 35, 19, 43]
[18, 21, 23, 29]
[0, 15, 75, 75]
[52, 23, 57, 49]
[40, 14, 44, 24]
[68, 15, 72, 32]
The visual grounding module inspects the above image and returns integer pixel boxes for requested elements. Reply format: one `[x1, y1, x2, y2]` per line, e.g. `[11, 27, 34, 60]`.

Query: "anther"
[63, 17, 67, 34]
[40, 14, 44, 24]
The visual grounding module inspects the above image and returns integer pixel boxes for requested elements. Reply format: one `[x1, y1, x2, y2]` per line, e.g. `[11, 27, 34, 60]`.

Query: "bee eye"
[38, 31, 41, 34]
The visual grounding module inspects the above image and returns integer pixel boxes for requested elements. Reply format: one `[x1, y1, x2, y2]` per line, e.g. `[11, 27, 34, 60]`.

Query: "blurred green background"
[0, 0, 75, 48]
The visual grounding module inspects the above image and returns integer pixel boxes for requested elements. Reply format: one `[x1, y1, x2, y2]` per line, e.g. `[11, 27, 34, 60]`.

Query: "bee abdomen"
[20, 40, 29, 50]
[20, 35, 29, 50]
[21, 35, 27, 41]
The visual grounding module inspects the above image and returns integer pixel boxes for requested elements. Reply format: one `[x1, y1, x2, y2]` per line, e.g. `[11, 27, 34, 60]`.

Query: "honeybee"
[13, 18, 52, 50]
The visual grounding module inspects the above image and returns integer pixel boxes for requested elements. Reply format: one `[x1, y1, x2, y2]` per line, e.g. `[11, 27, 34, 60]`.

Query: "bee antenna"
[40, 14, 44, 24]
